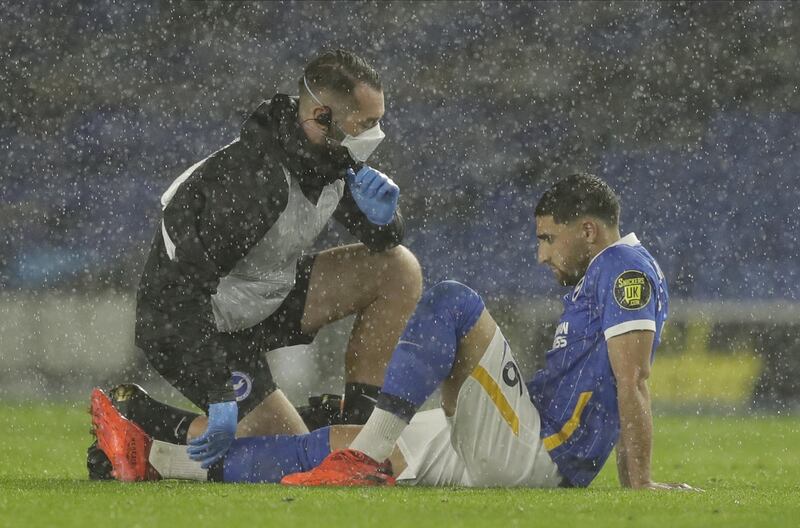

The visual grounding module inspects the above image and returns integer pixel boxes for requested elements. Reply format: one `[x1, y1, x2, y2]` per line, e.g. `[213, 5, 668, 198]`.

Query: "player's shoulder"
[597, 245, 650, 273]
[586, 234, 661, 296]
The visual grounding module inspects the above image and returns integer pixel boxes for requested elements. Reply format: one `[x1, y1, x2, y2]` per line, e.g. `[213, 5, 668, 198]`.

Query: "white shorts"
[396, 327, 562, 487]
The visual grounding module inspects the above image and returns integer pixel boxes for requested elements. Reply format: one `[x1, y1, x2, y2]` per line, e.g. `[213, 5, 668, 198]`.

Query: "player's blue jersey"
[527, 233, 669, 487]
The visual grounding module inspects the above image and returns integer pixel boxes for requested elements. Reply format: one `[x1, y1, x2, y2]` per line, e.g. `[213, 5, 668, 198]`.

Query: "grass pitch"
[0, 404, 798, 527]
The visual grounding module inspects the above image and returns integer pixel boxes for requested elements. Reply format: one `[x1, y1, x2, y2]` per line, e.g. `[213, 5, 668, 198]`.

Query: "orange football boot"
[90, 388, 160, 482]
[281, 449, 395, 487]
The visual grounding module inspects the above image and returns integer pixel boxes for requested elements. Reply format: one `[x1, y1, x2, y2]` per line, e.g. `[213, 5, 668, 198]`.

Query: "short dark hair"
[534, 173, 620, 226]
[299, 49, 382, 98]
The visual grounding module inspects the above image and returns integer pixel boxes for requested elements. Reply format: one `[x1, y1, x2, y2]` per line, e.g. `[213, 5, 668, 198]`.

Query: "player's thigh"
[440, 309, 499, 416]
[299, 243, 418, 333]
[448, 326, 562, 487]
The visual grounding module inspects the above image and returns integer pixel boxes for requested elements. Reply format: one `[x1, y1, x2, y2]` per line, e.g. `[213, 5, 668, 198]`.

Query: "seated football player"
[90, 174, 697, 490]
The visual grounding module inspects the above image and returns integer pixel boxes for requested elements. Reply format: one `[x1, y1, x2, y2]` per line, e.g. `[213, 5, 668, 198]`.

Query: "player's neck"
[587, 228, 622, 261]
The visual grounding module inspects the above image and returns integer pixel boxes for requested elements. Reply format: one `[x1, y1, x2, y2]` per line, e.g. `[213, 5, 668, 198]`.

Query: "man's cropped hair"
[300, 49, 382, 98]
[535, 173, 621, 226]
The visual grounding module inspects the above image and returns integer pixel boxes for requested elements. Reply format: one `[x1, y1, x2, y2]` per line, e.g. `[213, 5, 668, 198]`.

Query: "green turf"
[0, 404, 798, 527]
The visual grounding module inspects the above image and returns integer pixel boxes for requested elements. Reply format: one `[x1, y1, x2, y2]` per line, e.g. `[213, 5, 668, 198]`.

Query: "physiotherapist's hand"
[187, 400, 237, 469]
[346, 166, 399, 225]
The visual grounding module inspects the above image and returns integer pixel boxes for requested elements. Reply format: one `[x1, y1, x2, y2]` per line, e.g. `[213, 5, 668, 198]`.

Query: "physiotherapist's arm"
[608, 330, 701, 491]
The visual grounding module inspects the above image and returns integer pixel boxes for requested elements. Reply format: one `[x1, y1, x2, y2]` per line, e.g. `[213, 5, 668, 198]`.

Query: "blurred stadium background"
[1, 1, 798, 413]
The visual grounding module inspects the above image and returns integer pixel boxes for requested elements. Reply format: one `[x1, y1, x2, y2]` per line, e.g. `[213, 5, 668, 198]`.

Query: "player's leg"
[440, 326, 562, 487]
[300, 243, 423, 424]
[93, 385, 420, 484]
[157, 423, 409, 484]
[282, 280, 485, 485]
[92, 384, 398, 485]
[348, 281, 487, 459]
[88, 355, 305, 479]
[156, 424, 415, 484]
[91, 386, 328, 482]
[353, 287, 559, 487]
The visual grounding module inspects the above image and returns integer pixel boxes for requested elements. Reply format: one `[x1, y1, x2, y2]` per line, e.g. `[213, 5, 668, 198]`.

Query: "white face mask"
[340, 122, 385, 163]
[303, 76, 385, 162]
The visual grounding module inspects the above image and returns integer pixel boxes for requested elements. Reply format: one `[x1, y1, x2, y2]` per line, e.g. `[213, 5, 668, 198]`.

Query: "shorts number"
[502, 361, 523, 397]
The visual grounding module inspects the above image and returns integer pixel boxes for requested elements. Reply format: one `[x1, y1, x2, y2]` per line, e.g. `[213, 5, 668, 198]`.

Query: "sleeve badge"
[613, 270, 652, 310]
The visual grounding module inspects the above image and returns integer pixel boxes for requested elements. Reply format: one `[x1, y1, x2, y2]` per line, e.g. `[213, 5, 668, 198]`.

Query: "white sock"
[148, 440, 208, 481]
[349, 408, 408, 463]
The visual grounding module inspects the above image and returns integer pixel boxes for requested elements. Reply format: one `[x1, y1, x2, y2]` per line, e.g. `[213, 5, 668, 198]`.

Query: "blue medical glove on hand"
[187, 400, 238, 469]
[346, 166, 400, 225]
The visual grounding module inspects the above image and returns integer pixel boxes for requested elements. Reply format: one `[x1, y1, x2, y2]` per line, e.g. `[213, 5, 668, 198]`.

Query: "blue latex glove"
[346, 166, 400, 225]
[187, 401, 238, 469]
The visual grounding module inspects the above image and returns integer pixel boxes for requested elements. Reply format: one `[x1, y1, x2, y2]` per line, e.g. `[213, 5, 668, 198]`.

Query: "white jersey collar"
[587, 232, 640, 270]
[609, 232, 640, 248]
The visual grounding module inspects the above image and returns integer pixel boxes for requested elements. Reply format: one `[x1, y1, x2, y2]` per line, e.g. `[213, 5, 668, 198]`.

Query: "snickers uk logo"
[613, 270, 652, 310]
[552, 321, 569, 349]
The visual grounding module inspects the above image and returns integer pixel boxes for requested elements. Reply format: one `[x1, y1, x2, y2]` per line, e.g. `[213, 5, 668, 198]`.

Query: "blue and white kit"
[396, 233, 669, 487]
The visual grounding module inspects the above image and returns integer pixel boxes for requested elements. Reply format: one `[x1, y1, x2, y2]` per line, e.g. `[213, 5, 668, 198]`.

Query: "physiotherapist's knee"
[381, 245, 423, 299]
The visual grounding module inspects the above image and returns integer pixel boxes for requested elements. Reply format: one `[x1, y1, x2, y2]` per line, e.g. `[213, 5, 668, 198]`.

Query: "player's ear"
[582, 219, 598, 243]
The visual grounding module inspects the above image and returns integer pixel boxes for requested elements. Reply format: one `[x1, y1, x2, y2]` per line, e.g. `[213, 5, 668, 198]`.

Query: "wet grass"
[0, 403, 798, 527]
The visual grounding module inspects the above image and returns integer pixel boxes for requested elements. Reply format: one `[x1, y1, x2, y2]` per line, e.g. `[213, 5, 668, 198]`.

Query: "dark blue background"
[2, 1, 798, 300]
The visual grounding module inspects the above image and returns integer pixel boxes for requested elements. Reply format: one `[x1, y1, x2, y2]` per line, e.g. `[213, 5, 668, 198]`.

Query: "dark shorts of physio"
[139, 254, 318, 415]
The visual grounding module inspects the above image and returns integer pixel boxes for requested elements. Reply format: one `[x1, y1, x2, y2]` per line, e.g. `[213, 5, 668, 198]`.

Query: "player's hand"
[346, 166, 399, 225]
[187, 400, 238, 469]
[642, 482, 704, 492]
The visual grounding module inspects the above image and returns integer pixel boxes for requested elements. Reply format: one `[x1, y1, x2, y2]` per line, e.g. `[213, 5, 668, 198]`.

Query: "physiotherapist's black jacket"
[134, 94, 404, 403]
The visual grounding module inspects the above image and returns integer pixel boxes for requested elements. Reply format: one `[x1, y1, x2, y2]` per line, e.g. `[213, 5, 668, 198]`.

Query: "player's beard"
[557, 269, 583, 287]
[556, 253, 591, 286]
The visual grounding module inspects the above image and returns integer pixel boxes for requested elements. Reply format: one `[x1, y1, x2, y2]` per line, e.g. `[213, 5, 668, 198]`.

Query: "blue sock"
[220, 427, 331, 483]
[378, 281, 485, 420]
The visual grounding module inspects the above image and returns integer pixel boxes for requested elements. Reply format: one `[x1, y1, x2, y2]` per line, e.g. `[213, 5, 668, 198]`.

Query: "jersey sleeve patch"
[613, 270, 651, 310]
